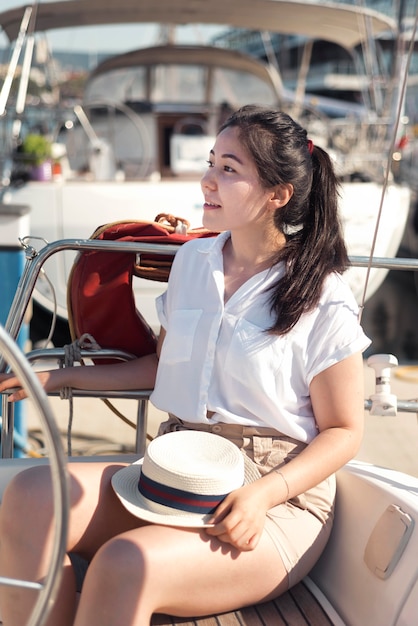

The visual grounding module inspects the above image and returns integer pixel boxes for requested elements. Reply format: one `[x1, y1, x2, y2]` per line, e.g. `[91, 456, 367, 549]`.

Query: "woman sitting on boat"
[0, 105, 370, 626]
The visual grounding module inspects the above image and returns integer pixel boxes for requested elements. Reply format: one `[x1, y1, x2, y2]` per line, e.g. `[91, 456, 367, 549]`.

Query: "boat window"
[151, 65, 206, 103]
[211, 68, 277, 106]
[85, 68, 148, 103]
[83, 64, 277, 109]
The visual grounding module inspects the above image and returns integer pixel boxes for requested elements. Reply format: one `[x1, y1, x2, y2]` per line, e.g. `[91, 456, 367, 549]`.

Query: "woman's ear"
[269, 183, 294, 209]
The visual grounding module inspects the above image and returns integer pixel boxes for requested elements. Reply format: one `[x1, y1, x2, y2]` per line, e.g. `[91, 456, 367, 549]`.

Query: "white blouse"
[150, 232, 370, 443]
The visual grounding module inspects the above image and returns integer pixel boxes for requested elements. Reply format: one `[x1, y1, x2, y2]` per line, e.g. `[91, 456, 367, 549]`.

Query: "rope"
[60, 334, 101, 455]
[58, 334, 151, 454]
[101, 399, 153, 443]
[102, 398, 137, 430]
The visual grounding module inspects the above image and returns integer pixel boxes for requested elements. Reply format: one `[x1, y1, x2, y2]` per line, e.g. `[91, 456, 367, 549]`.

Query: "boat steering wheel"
[71, 99, 153, 180]
[0, 325, 69, 626]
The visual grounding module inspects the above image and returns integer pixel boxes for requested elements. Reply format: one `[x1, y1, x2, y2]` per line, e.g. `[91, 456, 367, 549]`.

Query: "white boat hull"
[312, 461, 418, 626]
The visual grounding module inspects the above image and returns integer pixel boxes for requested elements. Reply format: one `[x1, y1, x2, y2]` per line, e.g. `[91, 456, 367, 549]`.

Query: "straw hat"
[112, 430, 260, 527]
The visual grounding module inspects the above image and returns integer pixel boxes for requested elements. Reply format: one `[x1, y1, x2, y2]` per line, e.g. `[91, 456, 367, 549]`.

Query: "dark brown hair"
[219, 105, 349, 335]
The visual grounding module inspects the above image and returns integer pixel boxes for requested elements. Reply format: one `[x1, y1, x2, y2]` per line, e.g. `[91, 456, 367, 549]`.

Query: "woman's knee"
[75, 535, 156, 623]
[0, 466, 53, 538]
[89, 535, 148, 587]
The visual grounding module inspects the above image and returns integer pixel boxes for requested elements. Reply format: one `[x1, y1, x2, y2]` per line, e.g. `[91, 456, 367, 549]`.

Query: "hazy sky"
[0, 1, 224, 53]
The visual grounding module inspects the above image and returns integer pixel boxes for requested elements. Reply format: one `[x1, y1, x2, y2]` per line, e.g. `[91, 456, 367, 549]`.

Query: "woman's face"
[200, 126, 277, 234]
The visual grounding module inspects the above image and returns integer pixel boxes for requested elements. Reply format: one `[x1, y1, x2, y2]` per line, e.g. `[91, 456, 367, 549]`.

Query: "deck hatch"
[364, 504, 414, 580]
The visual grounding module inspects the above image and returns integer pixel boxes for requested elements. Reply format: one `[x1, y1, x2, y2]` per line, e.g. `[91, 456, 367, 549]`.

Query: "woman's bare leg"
[0, 461, 143, 626]
[74, 523, 289, 626]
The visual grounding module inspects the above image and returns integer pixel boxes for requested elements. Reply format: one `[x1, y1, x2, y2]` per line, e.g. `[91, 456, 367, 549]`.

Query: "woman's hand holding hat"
[205, 478, 274, 551]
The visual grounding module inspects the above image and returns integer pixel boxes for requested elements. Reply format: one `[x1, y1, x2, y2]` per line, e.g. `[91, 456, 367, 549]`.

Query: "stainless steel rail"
[26, 348, 153, 456]
[4, 235, 418, 353]
[2, 238, 181, 356]
[1, 237, 418, 461]
[364, 399, 418, 412]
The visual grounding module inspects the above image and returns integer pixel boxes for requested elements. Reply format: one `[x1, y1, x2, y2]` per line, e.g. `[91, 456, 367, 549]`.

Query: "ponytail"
[268, 144, 349, 335]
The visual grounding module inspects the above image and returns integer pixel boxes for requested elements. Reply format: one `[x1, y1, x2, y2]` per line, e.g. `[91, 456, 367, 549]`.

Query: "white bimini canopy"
[0, 0, 397, 50]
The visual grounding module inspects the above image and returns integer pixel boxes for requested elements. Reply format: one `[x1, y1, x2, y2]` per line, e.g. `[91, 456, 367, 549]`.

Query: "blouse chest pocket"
[224, 318, 287, 385]
[160, 309, 203, 364]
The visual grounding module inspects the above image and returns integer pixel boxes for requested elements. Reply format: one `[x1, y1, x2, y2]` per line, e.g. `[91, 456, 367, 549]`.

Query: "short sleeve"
[305, 276, 371, 385]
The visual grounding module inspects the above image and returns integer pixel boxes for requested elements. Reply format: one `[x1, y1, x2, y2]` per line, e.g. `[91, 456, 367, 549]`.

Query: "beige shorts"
[158, 416, 335, 588]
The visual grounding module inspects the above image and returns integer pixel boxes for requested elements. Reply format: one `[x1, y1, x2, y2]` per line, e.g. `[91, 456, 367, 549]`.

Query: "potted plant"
[21, 133, 53, 181]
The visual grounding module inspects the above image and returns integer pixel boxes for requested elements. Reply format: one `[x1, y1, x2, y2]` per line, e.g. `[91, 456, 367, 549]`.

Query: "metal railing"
[1, 237, 418, 461]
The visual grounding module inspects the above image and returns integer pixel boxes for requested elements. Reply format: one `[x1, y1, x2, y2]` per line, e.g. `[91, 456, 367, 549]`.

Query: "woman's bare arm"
[0, 327, 166, 402]
[207, 351, 365, 550]
[251, 350, 365, 508]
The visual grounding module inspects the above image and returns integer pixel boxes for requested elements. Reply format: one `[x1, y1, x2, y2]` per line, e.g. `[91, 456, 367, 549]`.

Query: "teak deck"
[152, 581, 334, 625]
